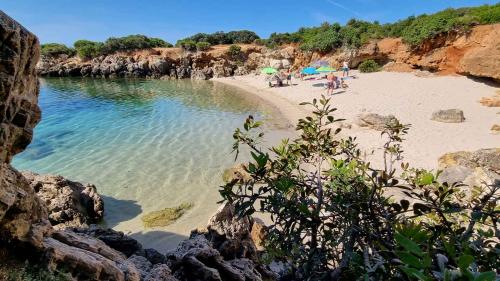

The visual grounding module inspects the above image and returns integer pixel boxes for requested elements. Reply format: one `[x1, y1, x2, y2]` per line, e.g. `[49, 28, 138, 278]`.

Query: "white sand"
[214, 71, 499, 170]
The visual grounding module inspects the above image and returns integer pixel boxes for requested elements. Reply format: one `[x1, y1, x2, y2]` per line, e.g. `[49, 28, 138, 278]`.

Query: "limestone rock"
[491, 124, 500, 134]
[250, 218, 266, 251]
[438, 148, 500, 174]
[22, 172, 104, 229]
[479, 92, 500, 107]
[356, 113, 397, 131]
[222, 164, 252, 183]
[0, 11, 41, 164]
[431, 109, 465, 123]
[74, 224, 143, 257]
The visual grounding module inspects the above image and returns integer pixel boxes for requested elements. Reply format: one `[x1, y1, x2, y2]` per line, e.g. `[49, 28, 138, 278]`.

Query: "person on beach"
[286, 69, 292, 85]
[342, 60, 349, 77]
[326, 72, 337, 95]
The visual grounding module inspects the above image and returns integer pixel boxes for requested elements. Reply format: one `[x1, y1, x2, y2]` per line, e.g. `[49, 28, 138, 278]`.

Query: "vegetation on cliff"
[264, 3, 500, 52]
[221, 96, 499, 280]
[41, 43, 76, 57]
[358, 59, 381, 73]
[71, 35, 172, 59]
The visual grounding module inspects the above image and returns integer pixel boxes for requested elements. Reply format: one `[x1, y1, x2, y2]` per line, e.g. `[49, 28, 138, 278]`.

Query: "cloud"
[325, 0, 361, 17]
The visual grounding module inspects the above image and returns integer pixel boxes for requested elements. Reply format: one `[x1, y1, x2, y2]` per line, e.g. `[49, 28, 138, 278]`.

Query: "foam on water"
[13, 78, 291, 251]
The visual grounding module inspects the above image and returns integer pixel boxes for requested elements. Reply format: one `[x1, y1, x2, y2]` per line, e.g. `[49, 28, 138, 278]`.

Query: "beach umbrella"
[261, 67, 278, 75]
[316, 66, 336, 73]
[301, 67, 319, 75]
[310, 60, 329, 67]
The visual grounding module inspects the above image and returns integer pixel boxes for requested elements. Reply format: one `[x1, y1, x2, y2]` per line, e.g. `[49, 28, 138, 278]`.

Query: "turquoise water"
[13, 78, 289, 251]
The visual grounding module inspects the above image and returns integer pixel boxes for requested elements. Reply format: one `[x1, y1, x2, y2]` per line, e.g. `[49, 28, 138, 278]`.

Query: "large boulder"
[438, 148, 500, 173]
[431, 109, 465, 123]
[22, 172, 104, 229]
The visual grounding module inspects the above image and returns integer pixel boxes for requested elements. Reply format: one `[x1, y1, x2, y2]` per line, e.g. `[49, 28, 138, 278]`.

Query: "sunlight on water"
[13, 78, 290, 251]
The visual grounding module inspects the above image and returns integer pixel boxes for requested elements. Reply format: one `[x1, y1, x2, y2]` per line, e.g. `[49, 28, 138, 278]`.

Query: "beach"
[214, 71, 499, 170]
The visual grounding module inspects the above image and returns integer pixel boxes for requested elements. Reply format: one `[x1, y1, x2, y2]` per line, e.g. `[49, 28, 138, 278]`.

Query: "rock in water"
[431, 109, 465, 123]
[356, 113, 397, 131]
[22, 172, 104, 229]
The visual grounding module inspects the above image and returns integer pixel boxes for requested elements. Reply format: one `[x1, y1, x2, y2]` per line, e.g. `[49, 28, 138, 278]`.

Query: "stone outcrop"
[356, 113, 397, 131]
[22, 171, 104, 229]
[35, 24, 500, 81]
[431, 109, 465, 123]
[437, 148, 499, 189]
[438, 148, 500, 174]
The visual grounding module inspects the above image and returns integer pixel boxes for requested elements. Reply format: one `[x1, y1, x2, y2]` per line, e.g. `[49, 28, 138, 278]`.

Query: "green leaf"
[395, 232, 424, 256]
[458, 254, 473, 270]
[474, 271, 495, 281]
[418, 172, 434, 185]
[399, 266, 429, 281]
[397, 251, 424, 269]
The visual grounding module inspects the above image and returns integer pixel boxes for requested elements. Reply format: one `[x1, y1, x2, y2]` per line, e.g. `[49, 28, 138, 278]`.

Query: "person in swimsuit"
[342, 60, 349, 77]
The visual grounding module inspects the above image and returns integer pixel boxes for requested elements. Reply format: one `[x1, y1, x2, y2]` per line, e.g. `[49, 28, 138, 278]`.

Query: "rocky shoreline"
[36, 23, 500, 81]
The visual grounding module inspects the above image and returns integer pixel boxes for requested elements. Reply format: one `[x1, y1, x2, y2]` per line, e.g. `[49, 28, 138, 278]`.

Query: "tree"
[220, 96, 498, 280]
[40, 43, 76, 57]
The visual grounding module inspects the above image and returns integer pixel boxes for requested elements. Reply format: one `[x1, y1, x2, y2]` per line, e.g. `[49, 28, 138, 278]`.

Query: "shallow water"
[13, 78, 291, 252]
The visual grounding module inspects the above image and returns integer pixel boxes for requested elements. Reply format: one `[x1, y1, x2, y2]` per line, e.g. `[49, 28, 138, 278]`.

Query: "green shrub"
[74, 40, 103, 60]
[73, 35, 172, 59]
[176, 30, 260, 46]
[227, 44, 242, 58]
[358, 59, 381, 72]
[176, 40, 197, 51]
[196, 41, 211, 51]
[40, 43, 76, 57]
[5, 264, 70, 281]
[221, 96, 498, 280]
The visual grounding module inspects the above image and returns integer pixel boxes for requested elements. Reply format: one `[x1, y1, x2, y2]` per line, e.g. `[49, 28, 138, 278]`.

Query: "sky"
[1, 0, 498, 46]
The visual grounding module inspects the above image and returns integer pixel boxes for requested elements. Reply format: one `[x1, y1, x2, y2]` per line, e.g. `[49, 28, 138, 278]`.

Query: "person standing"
[342, 60, 349, 77]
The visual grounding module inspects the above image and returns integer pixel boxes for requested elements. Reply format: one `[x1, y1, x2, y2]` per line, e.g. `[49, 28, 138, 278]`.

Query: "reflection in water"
[14, 77, 288, 252]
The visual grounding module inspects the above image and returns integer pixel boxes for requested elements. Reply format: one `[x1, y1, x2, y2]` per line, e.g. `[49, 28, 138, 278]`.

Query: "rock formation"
[431, 109, 465, 123]
[356, 113, 397, 131]
[22, 171, 104, 229]
[35, 24, 500, 81]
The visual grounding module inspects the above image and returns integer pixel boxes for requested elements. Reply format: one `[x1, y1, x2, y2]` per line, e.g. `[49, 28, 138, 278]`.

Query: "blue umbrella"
[301, 67, 319, 75]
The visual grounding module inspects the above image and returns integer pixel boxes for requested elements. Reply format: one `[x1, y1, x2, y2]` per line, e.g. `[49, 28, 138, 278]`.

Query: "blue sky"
[2, 0, 498, 45]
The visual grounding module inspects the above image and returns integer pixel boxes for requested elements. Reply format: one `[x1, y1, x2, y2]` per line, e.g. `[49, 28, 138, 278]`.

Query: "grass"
[141, 202, 194, 228]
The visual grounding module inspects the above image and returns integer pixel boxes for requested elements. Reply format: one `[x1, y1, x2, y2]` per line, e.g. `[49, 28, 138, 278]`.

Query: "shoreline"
[214, 71, 499, 170]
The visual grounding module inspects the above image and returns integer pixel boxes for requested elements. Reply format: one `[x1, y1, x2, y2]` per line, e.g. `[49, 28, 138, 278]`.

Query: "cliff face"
[37, 24, 500, 81]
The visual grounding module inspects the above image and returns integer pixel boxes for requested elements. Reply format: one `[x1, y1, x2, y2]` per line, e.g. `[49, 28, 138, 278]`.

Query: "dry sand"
[214, 71, 499, 170]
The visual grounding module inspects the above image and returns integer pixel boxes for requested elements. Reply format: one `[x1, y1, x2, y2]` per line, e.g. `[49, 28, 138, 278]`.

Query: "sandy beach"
[214, 71, 499, 170]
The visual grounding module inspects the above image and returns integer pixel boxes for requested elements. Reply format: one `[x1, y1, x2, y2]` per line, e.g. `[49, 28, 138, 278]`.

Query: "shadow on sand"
[130, 230, 189, 254]
[102, 195, 142, 229]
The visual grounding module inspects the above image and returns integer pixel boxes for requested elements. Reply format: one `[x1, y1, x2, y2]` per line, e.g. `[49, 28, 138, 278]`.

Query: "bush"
[177, 30, 260, 46]
[40, 43, 76, 57]
[74, 40, 103, 60]
[227, 44, 242, 58]
[73, 35, 172, 59]
[5, 264, 70, 281]
[221, 96, 498, 280]
[358, 59, 381, 72]
[196, 41, 211, 51]
[176, 40, 197, 51]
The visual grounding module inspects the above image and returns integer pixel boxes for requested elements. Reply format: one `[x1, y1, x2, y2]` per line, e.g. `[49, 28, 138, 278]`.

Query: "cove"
[13, 77, 290, 252]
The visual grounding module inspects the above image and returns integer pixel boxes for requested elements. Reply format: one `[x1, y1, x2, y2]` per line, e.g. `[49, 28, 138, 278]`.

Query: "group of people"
[267, 60, 351, 94]
[269, 70, 293, 88]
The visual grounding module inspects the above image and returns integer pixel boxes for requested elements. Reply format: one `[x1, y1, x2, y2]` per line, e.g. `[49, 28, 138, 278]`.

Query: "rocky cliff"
[36, 24, 500, 81]
[1, 11, 276, 281]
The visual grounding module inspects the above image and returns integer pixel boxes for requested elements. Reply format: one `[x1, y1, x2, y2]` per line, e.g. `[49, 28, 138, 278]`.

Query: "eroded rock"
[22, 172, 104, 229]
[356, 113, 397, 131]
[431, 109, 465, 123]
